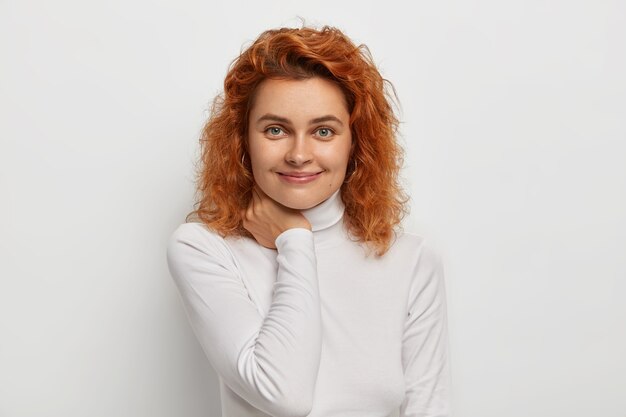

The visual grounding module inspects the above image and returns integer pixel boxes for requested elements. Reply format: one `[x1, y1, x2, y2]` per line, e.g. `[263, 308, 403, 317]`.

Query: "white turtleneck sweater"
[166, 189, 452, 417]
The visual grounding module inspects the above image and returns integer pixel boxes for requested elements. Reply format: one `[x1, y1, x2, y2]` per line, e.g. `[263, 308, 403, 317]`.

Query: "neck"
[301, 188, 345, 232]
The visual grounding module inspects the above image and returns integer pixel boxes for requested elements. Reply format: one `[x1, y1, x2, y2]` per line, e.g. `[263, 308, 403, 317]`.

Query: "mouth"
[277, 171, 324, 178]
[277, 170, 324, 184]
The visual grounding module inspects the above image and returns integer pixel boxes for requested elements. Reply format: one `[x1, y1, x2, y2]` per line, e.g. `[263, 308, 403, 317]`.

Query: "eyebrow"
[256, 113, 344, 127]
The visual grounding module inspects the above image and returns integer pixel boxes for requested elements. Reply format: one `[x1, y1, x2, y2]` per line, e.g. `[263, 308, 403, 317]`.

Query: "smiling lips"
[277, 171, 323, 184]
[279, 171, 322, 177]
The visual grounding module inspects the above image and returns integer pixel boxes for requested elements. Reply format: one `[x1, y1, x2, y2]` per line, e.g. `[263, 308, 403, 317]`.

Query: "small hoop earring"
[241, 153, 247, 167]
[344, 159, 358, 183]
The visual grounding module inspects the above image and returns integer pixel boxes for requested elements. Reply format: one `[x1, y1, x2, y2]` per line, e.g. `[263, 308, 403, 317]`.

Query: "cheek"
[320, 146, 351, 168]
[248, 136, 270, 167]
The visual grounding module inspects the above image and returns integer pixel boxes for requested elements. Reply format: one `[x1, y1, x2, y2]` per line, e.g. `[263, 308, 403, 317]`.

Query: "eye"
[266, 126, 285, 136]
[316, 127, 334, 138]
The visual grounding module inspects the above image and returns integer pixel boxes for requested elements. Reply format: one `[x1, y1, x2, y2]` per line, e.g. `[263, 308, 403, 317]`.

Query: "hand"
[241, 185, 312, 249]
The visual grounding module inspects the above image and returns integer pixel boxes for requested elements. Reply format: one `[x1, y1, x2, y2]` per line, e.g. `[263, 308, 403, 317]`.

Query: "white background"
[1, 0, 625, 416]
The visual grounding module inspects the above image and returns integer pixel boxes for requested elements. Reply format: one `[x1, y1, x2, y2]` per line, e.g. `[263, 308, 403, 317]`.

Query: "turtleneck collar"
[301, 188, 345, 232]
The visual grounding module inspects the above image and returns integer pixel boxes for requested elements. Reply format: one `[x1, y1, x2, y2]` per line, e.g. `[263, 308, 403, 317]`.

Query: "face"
[247, 76, 353, 210]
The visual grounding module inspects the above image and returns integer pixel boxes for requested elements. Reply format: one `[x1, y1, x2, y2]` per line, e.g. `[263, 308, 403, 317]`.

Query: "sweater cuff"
[274, 228, 314, 250]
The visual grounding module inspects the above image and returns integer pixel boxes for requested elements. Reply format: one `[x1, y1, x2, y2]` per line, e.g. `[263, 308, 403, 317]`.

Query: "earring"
[241, 153, 247, 167]
[344, 159, 358, 183]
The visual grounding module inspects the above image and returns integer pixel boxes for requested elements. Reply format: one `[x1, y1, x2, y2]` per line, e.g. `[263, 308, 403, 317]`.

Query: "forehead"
[249, 77, 349, 119]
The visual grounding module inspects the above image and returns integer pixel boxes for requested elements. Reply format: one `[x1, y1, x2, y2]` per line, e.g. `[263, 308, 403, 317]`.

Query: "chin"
[268, 194, 330, 210]
[276, 197, 321, 210]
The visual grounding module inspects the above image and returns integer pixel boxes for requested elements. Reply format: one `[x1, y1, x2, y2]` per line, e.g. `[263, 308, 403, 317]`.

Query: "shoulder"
[394, 232, 447, 306]
[168, 221, 223, 247]
[390, 229, 442, 271]
[166, 222, 236, 267]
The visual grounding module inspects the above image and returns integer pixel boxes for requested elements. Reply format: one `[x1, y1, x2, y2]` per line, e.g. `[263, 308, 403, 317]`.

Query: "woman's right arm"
[166, 223, 321, 417]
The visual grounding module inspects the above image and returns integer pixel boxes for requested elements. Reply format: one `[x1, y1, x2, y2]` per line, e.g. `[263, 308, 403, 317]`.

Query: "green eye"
[318, 128, 332, 137]
[268, 127, 283, 135]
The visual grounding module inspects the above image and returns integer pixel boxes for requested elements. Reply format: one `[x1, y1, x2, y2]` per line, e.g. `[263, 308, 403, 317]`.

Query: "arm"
[400, 245, 453, 417]
[166, 224, 322, 417]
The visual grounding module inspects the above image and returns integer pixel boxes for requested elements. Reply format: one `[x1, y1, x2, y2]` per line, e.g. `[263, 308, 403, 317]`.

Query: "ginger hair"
[186, 24, 409, 256]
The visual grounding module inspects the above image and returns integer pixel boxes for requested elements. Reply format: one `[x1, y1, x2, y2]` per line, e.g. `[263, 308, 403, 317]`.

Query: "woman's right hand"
[241, 185, 312, 249]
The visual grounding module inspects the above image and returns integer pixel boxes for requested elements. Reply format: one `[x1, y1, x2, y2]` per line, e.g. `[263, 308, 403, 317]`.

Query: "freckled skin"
[247, 77, 353, 210]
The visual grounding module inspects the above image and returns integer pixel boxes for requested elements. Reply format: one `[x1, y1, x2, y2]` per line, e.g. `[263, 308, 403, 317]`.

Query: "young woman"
[166, 25, 452, 417]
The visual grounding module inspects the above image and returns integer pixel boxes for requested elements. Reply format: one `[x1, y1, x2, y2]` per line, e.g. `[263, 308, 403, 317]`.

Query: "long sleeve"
[400, 245, 452, 417]
[166, 223, 323, 417]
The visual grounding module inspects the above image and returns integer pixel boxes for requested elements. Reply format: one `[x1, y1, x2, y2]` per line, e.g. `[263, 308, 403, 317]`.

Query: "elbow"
[269, 367, 318, 416]
[237, 361, 316, 417]
[236, 341, 320, 416]
[255, 375, 315, 417]
[271, 393, 314, 417]
[256, 375, 315, 417]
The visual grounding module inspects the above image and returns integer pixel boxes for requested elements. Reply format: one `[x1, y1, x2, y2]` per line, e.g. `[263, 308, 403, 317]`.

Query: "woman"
[166, 25, 452, 417]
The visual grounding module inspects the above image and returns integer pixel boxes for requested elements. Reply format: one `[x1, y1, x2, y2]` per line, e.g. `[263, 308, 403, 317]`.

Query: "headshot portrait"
[166, 24, 452, 416]
[1, 2, 624, 417]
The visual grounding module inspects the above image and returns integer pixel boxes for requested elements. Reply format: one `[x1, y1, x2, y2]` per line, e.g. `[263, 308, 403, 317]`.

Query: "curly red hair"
[186, 24, 409, 257]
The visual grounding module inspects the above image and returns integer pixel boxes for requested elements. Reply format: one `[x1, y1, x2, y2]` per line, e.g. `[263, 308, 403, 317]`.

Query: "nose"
[285, 134, 313, 165]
